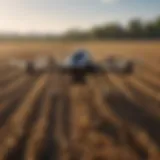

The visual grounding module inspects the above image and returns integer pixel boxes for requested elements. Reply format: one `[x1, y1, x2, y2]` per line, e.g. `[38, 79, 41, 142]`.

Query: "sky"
[0, 0, 160, 34]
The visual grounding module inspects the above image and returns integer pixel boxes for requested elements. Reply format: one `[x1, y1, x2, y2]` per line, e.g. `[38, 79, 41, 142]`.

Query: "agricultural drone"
[9, 49, 137, 83]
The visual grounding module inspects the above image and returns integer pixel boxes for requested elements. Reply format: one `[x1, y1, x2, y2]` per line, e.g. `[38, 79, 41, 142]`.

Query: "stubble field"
[0, 41, 159, 160]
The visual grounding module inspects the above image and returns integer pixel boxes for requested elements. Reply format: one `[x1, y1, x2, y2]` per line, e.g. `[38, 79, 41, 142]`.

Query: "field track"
[0, 41, 160, 160]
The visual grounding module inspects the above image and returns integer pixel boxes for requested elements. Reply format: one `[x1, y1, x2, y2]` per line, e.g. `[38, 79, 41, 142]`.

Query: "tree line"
[0, 16, 160, 41]
[63, 16, 160, 40]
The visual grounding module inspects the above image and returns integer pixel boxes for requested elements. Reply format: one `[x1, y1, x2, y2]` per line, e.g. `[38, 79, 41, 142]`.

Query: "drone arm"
[98, 61, 134, 75]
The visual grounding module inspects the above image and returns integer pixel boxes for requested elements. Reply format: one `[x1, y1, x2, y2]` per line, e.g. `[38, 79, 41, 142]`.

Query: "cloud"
[101, 0, 119, 4]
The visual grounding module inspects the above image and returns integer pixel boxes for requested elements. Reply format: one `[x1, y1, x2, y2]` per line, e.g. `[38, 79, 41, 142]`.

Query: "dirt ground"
[0, 40, 159, 160]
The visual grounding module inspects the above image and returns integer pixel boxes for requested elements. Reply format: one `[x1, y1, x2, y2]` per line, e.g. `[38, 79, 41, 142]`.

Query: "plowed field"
[0, 41, 159, 160]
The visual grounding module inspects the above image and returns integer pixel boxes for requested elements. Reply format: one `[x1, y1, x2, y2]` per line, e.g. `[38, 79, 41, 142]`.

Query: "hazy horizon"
[0, 0, 160, 34]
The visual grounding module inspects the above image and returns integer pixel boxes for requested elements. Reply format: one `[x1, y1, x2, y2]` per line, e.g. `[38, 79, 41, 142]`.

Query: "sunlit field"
[0, 40, 160, 160]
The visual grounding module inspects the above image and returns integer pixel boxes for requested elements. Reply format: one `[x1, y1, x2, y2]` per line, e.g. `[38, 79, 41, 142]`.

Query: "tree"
[154, 17, 160, 37]
[91, 23, 126, 39]
[128, 19, 145, 38]
[102, 23, 126, 38]
[90, 26, 106, 39]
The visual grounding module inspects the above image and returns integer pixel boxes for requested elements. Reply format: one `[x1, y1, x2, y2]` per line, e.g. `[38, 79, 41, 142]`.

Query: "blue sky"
[0, 0, 160, 33]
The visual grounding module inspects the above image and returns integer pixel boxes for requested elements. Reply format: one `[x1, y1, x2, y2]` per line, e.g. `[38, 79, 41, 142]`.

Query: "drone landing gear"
[71, 72, 86, 84]
[26, 61, 35, 75]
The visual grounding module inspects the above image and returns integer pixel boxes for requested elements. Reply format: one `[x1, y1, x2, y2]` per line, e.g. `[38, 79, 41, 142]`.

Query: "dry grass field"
[0, 40, 160, 160]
